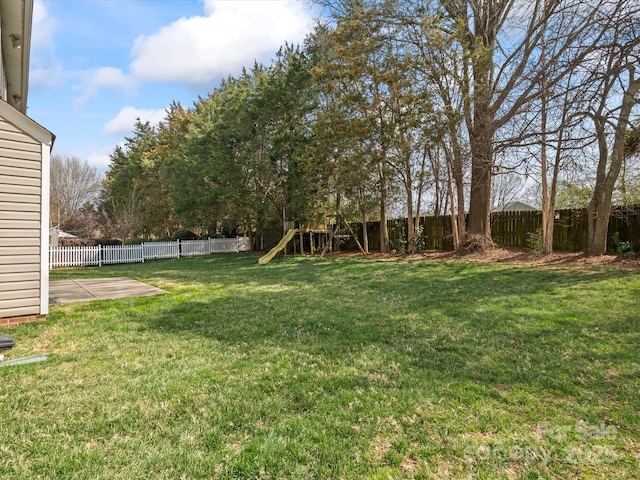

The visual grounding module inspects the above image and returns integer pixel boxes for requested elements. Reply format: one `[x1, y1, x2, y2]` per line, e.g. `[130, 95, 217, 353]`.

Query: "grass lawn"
[1, 253, 638, 479]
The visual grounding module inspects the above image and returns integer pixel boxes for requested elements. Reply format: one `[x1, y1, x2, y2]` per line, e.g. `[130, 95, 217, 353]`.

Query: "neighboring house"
[492, 201, 538, 213]
[0, 0, 55, 327]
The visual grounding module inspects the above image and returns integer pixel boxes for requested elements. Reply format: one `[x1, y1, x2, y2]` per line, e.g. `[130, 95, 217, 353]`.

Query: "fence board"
[237, 237, 252, 252]
[347, 206, 640, 253]
[102, 245, 144, 265]
[49, 246, 100, 268]
[143, 241, 179, 260]
[49, 237, 251, 269]
[210, 238, 240, 253]
[182, 240, 210, 257]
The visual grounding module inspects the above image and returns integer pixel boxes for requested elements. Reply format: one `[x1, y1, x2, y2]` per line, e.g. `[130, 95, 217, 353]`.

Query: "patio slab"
[49, 277, 168, 305]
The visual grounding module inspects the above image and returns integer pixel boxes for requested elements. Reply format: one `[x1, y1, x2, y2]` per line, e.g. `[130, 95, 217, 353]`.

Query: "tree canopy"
[99, 0, 640, 254]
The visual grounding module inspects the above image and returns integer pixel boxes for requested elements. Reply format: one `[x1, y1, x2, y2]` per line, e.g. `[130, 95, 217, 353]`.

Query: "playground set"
[258, 217, 367, 264]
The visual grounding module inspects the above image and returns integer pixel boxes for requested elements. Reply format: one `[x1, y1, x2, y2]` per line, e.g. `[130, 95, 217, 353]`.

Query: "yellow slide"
[258, 229, 299, 265]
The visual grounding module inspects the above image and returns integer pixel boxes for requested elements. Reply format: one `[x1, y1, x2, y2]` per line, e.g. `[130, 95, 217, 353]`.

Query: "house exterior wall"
[0, 115, 47, 319]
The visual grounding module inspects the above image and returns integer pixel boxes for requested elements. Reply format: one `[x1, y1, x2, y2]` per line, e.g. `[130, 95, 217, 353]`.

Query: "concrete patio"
[49, 277, 168, 305]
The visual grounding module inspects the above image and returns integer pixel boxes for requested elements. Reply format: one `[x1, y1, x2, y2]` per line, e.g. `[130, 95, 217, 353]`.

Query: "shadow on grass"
[119, 256, 639, 405]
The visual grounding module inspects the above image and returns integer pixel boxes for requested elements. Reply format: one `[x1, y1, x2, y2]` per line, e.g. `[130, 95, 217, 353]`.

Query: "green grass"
[1, 254, 638, 479]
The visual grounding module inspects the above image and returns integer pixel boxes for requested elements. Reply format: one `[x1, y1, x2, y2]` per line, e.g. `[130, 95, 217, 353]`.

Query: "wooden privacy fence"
[351, 206, 640, 253]
[50, 237, 251, 269]
[490, 207, 639, 252]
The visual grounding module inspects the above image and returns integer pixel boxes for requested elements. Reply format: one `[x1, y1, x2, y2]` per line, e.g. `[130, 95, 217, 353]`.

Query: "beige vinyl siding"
[0, 286, 39, 298]
[0, 115, 43, 319]
[0, 210, 39, 222]
[0, 279, 40, 292]
[0, 270, 40, 283]
[0, 219, 41, 230]
[0, 157, 43, 172]
[0, 228, 40, 238]
[0, 253, 40, 264]
[0, 163, 42, 178]
[0, 237, 40, 247]
[1, 173, 41, 187]
[0, 262, 40, 273]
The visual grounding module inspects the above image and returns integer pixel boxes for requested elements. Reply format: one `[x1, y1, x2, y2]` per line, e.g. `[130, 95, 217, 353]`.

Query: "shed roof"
[0, 97, 54, 147]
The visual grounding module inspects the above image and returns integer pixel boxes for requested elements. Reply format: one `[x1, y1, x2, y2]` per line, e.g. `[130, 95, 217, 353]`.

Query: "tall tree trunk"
[587, 194, 611, 256]
[540, 10, 554, 255]
[450, 137, 467, 245]
[361, 204, 369, 254]
[432, 157, 441, 217]
[467, 109, 494, 242]
[413, 151, 426, 253]
[587, 68, 640, 255]
[542, 112, 564, 256]
[334, 191, 341, 252]
[443, 142, 466, 249]
[466, 21, 495, 243]
[299, 229, 304, 255]
[446, 158, 460, 250]
[246, 218, 254, 252]
[379, 161, 390, 253]
[406, 176, 415, 253]
[404, 144, 428, 254]
[539, 86, 554, 253]
[541, 165, 554, 254]
[437, 84, 467, 245]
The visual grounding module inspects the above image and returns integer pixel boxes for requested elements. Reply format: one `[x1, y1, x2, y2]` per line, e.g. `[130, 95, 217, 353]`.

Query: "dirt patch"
[329, 247, 640, 269]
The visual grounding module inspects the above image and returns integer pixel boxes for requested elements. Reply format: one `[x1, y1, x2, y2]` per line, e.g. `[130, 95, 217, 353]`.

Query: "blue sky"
[27, 0, 318, 170]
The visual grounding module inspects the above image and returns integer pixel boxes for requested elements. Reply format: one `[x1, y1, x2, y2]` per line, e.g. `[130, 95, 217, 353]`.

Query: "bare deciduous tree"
[583, 4, 640, 255]
[440, 0, 612, 246]
[49, 154, 102, 232]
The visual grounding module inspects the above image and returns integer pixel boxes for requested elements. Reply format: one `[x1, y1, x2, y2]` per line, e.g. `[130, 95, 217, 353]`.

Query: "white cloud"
[30, 0, 61, 86]
[32, 0, 57, 50]
[30, 63, 64, 87]
[103, 106, 166, 136]
[129, 0, 314, 86]
[86, 148, 113, 171]
[75, 67, 138, 108]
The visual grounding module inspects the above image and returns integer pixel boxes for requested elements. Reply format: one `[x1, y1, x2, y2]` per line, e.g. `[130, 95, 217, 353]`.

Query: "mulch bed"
[330, 247, 640, 269]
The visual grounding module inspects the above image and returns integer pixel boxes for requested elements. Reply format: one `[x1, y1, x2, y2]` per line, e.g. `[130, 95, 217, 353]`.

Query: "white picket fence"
[142, 241, 180, 260]
[49, 237, 251, 269]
